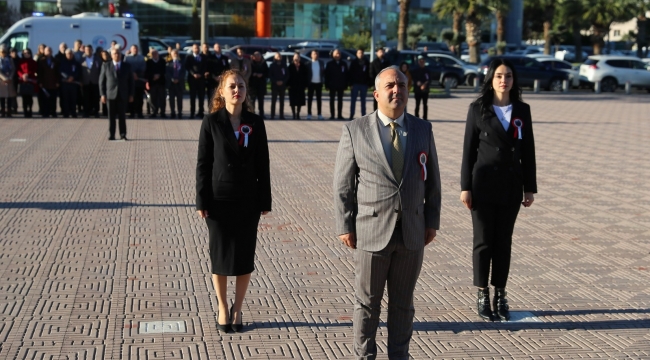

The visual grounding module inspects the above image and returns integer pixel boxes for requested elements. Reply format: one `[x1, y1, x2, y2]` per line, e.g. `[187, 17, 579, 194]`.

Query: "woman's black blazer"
[460, 100, 537, 205]
[196, 107, 272, 211]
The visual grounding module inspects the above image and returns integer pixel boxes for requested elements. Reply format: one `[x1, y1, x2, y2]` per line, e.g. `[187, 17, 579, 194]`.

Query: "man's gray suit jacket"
[333, 111, 441, 252]
[99, 61, 134, 101]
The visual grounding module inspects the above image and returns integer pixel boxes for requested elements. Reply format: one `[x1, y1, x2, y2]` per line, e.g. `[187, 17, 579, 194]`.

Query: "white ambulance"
[0, 13, 139, 53]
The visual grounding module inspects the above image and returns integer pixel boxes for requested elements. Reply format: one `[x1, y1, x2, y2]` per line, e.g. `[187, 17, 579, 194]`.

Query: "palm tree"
[633, 0, 649, 58]
[488, 0, 510, 54]
[533, 0, 557, 55]
[397, 0, 412, 51]
[582, 0, 637, 54]
[432, 0, 467, 56]
[557, 0, 586, 61]
[465, 0, 490, 63]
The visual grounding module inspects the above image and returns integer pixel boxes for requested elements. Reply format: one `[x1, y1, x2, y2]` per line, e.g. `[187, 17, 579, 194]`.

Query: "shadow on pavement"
[0, 202, 195, 210]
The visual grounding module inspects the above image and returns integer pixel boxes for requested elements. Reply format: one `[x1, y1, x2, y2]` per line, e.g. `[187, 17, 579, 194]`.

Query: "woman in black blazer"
[196, 69, 272, 333]
[287, 53, 308, 119]
[460, 59, 537, 321]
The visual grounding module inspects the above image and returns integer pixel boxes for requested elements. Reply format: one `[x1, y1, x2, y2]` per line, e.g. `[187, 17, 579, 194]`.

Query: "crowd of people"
[0, 40, 235, 120]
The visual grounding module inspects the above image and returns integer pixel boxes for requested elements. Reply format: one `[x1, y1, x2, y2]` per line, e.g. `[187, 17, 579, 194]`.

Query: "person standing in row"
[199, 43, 213, 104]
[324, 49, 348, 120]
[166, 49, 185, 119]
[9, 48, 19, 114]
[460, 59, 537, 322]
[348, 49, 370, 120]
[333, 66, 441, 359]
[411, 55, 431, 120]
[59, 49, 81, 118]
[229, 48, 252, 84]
[196, 69, 271, 334]
[99, 47, 134, 141]
[81, 45, 101, 118]
[186, 43, 207, 119]
[369, 48, 389, 112]
[0, 46, 16, 117]
[146, 49, 167, 118]
[306, 50, 324, 120]
[125, 44, 146, 119]
[73, 40, 84, 114]
[249, 52, 268, 119]
[269, 52, 288, 120]
[287, 54, 308, 120]
[17, 48, 38, 118]
[37, 46, 59, 118]
[208, 43, 229, 105]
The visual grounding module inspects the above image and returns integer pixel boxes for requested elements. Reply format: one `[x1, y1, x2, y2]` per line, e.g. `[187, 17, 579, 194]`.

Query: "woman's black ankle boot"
[477, 288, 493, 321]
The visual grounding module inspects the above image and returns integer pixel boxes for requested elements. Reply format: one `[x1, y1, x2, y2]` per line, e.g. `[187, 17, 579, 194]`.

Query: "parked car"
[263, 51, 311, 68]
[579, 55, 650, 92]
[508, 46, 544, 56]
[384, 50, 465, 88]
[425, 53, 478, 86]
[286, 41, 337, 50]
[477, 55, 569, 91]
[535, 57, 580, 88]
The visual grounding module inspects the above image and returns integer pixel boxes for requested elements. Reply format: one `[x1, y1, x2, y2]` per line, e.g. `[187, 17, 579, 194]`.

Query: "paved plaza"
[0, 92, 649, 359]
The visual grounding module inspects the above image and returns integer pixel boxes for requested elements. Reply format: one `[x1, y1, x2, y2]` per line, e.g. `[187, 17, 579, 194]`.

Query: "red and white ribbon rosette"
[418, 152, 428, 181]
[512, 118, 523, 139]
[238, 124, 252, 147]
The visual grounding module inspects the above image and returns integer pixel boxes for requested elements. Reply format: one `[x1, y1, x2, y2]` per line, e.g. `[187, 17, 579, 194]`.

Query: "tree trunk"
[543, 20, 552, 55]
[637, 17, 647, 58]
[592, 25, 605, 55]
[397, 0, 410, 51]
[453, 11, 462, 34]
[573, 25, 582, 63]
[466, 14, 482, 64]
[496, 10, 505, 55]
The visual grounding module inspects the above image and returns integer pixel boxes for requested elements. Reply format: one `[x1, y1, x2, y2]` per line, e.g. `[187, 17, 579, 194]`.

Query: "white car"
[535, 57, 580, 88]
[426, 53, 479, 86]
[579, 55, 650, 92]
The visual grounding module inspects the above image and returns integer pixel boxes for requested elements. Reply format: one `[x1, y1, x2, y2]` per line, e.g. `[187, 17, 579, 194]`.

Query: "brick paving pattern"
[0, 92, 649, 359]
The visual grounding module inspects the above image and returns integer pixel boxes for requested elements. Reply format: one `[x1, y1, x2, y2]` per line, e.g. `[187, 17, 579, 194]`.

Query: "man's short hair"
[374, 65, 403, 89]
[110, 47, 120, 55]
[65, 48, 73, 54]
[85, 44, 93, 50]
[75, 39, 82, 45]
[171, 49, 178, 55]
[131, 44, 139, 49]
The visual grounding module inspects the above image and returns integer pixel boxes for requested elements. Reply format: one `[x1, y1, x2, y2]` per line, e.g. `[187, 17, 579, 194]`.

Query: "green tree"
[488, 0, 510, 54]
[557, 0, 587, 61]
[582, 0, 636, 54]
[633, 0, 649, 57]
[342, 7, 371, 50]
[407, 24, 424, 50]
[397, 0, 412, 50]
[432, 0, 466, 56]
[465, 0, 490, 63]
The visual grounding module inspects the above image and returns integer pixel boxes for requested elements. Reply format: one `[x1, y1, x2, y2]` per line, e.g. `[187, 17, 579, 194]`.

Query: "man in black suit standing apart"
[324, 49, 348, 120]
[411, 55, 431, 120]
[100, 47, 134, 141]
[185, 43, 207, 118]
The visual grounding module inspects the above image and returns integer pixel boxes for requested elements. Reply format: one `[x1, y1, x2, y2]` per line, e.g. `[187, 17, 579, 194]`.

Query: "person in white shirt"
[307, 50, 324, 120]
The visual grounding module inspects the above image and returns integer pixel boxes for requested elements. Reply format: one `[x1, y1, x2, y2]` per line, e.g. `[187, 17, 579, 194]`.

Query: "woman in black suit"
[287, 53, 308, 119]
[196, 69, 272, 333]
[460, 59, 537, 321]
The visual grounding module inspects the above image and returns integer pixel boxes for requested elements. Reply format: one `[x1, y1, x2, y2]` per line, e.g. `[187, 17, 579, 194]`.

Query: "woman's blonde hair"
[211, 69, 253, 112]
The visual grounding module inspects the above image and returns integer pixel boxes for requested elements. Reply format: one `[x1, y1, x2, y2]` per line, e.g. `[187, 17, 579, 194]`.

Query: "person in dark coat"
[324, 49, 348, 120]
[17, 48, 39, 118]
[268, 52, 289, 120]
[287, 53, 308, 119]
[185, 43, 208, 118]
[211, 43, 230, 87]
[99, 47, 134, 140]
[166, 49, 185, 119]
[37, 46, 60, 118]
[59, 49, 81, 117]
[369, 48, 390, 111]
[460, 58, 537, 322]
[196, 69, 271, 334]
[124, 45, 146, 118]
[348, 49, 371, 119]
[410, 55, 431, 120]
[248, 52, 269, 118]
[81, 45, 101, 118]
[145, 49, 167, 118]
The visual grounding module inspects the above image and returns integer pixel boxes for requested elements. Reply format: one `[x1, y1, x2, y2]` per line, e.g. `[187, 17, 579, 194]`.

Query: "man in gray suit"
[99, 47, 134, 141]
[333, 66, 441, 360]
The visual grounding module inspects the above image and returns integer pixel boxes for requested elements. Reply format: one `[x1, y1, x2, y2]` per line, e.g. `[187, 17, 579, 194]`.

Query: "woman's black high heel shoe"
[230, 306, 243, 333]
[217, 310, 231, 333]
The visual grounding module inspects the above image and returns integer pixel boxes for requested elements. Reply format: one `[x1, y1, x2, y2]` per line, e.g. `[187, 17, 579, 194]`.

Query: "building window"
[613, 30, 621, 37]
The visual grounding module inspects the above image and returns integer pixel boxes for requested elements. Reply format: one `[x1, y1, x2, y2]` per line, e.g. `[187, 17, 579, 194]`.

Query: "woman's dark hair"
[476, 58, 522, 116]
[399, 61, 409, 72]
[23, 48, 33, 56]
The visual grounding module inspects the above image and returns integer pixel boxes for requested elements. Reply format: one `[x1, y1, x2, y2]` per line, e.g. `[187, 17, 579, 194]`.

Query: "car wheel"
[442, 75, 459, 89]
[548, 78, 563, 92]
[465, 73, 476, 87]
[601, 77, 617, 92]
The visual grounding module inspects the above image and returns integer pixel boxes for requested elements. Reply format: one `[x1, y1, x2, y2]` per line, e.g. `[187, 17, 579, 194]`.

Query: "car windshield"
[583, 59, 598, 65]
